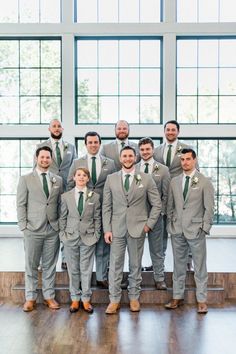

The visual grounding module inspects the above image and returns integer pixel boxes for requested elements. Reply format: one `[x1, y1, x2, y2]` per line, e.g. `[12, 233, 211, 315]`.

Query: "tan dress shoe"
[130, 300, 140, 312]
[197, 302, 208, 314]
[23, 300, 36, 312]
[105, 303, 120, 314]
[70, 301, 80, 313]
[43, 298, 60, 310]
[82, 302, 93, 314]
[165, 299, 184, 309]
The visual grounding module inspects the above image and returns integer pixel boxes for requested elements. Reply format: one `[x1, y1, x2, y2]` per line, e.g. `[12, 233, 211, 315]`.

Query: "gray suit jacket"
[100, 140, 140, 171]
[166, 171, 215, 239]
[102, 171, 162, 238]
[17, 170, 63, 233]
[135, 160, 171, 215]
[67, 154, 116, 201]
[153, 140, 194, 178]
[59, 189, 101, 246]
[36, 139, 77, 191]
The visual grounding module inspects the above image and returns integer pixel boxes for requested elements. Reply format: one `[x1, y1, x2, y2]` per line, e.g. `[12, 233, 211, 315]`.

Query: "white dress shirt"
[140, 157, 155, 174]
[87, 153, 102, 179]
[182, 170, 196, 190]
[163, 139, 178, 165]
[50, 138, 64, 159]
[75, 186, 87, 209]
[36, 168, 52, 193]
[122, 169, 135, 188]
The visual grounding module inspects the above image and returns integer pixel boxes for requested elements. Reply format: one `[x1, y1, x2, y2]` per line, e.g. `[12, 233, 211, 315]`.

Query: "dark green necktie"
[56, 142, 62, 166]
[144, 163, 149, 174]
[124, 174, 130, 192]
[183, 176, 190, 200]
[78, 191, 84, 215]
[121, 142, 125, 148]
[166, 144, 172, 167]
[91, 157, 97, 185]
[41, 173, 49, 199]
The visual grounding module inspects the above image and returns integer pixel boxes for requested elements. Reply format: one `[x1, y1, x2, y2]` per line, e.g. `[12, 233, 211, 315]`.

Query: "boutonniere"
[135, 174, 142, 185]
[102, 159, 108, 168]
[64, 142, 68, 151]
[86, 191, 94, 200]
[51, 177, 57, 184]
[191, 176, 199, 187]
[153, 164, 160, 173]
[177, 145, 182, 153]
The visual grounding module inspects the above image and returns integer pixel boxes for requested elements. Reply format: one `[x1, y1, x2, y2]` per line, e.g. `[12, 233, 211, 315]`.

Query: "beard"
[51, 132, 63, 140]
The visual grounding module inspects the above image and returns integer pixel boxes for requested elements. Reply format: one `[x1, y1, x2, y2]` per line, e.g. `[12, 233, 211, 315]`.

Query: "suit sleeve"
[146, 176, 162, 230]
[166, 180, 175, 223]
[94, 195, 102, 240]
[59, 194, 68, 235]
[202, 178, 215, 234]
[161, 167, 171, 215]
[102, 176, 112, 233]
[16, 176, 28, 231]
[67, 160, 76, 191]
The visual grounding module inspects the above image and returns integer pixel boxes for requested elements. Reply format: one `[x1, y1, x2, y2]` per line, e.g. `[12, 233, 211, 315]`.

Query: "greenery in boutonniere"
[102, 159, 108, 168]
[191, 176, 199, 187]
[51, 177, 57, 184]
[64, 142, 68, 151]
[86, 191, 94, 200]
[177, 145, 182, 153]
[135, 174, 142, 185]
[153, 164, 160, 173]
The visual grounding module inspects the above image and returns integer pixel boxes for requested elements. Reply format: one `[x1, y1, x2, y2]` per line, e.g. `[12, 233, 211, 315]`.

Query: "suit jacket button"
[59, 169, 61, 172]
[183, 207, 185, 210]
[80, 219, 82, 221]
[127, 205, 129, 208]
[47, 203, 49, 206]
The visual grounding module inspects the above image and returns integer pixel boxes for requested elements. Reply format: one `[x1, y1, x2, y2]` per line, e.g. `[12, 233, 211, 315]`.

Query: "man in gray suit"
[17, 146, 63, 312]
[100, 120, 140, 170]
[36, 119, 77, 269]
[153, 120, 195, 270]
[165, 148, 214, 314]
[136, 137, 170, 290]
[103, 146, 162, 314]
[67, 132, 116, 288]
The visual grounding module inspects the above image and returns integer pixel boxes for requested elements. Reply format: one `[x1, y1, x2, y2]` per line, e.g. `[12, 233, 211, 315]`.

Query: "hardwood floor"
[0, 301, 235, 354]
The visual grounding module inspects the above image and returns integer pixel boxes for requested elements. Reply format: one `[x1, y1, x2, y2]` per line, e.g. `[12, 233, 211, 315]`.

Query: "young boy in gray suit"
[59, 167, 101, 314]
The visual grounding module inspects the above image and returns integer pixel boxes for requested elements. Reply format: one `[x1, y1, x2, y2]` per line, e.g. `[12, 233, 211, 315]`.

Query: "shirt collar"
[122, 168, 135, 177]
[116, 138, 128, 146]
[36, 168, 49, 176]
[164, 138, 178, 150]
[75, 186, 87, 194]
[183, 169, 196, 179]
[87, 152, 100, 159]
[141, 157, 154, 166]
[50, 137, 62, 146]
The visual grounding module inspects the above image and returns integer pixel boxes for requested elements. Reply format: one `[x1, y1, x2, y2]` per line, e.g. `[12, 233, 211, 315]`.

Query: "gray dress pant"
[109, 232, 145, 303]
[171, 231, 208, 302]
[24, 227, 60, 301]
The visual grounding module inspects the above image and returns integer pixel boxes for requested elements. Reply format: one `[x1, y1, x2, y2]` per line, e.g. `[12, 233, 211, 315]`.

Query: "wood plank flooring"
[0, 301, 235, 354]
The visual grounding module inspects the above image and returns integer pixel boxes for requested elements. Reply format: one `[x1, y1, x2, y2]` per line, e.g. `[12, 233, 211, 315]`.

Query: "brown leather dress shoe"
[82, 302, 93, 314]
[165, 299, 184, 309]
[23, 300, 36, 312]
[130, 300, 140, 312]
[96, 280, 109, 289]
[70, 301, 80, 313]
[197, 302, 208, 314]
[105, 302, 120, 314]
[155, 280, 167, 290]
[43, 298, 61, 310]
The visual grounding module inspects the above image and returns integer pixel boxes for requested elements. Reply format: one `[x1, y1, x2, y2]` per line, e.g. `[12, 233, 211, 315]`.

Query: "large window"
[0, 38, 61, 124]
[0, 139, 44, 223]
[76, 37, 162, 124]
[76, 0, 162, 23]
[177, 38, 236, 124]
[0, 0, 61, 23]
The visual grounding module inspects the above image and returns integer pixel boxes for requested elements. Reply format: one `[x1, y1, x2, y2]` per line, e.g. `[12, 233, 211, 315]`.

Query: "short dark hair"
[120, 145, 136, 156]
[36, 146, 52, 158]
[181, 148, 196, 159]
[73, 167, 90, 179]
[138, 137, 154, 149]
[164, 120, 180, 131]
[84, 131, 101, 145]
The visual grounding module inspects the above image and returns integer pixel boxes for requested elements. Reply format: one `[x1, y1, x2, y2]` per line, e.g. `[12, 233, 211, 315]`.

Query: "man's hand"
[143, 224, 151, 233]
[104, 232, 113, 244]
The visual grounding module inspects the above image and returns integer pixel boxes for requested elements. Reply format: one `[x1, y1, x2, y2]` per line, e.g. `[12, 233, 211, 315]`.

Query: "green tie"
[121, 142, 125, 148]
[91, 157, 97, 185]
[183, 176, 190, 201]
[144, 163, 149, 174]
[78, 191, 84, 215]
[124, 174, 130, 192]
[166, 144, 172, 167]
[56, 142, 62, 166]
[41, 173, 49, 199]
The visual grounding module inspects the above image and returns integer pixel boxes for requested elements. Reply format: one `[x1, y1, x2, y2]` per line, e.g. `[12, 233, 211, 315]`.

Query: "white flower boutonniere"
[177, 145, 182, 153]
[191, 176, 199, 187]
[51, 177, 57, 184]
[102, 159, 108, 168]
[135, 174, 142, 185]
[86, 191, 94, 200]
[153, 164, 160, 173]
[64, 142, 68, 151]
